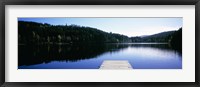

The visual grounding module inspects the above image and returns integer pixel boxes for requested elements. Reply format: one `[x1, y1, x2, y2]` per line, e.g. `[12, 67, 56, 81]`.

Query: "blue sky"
[18, 18, 182, 37]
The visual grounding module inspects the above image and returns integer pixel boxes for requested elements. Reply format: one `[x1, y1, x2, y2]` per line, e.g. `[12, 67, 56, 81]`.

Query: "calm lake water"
[18, 43, 182, 69]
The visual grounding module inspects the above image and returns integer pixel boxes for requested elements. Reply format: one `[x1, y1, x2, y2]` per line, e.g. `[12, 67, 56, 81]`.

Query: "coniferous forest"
[18, 21, 182, 50]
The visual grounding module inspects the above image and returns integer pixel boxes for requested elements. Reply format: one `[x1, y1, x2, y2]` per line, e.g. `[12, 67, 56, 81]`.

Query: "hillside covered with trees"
[18, 21, 182, 50]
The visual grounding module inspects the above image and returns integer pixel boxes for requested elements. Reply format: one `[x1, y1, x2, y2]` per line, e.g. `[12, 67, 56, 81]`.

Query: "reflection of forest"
[18, 43, 180, 66]
[19, 44, 125, 66]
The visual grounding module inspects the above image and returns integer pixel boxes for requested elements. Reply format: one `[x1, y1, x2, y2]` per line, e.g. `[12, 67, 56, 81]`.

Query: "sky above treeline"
[18, 17, 182, 37]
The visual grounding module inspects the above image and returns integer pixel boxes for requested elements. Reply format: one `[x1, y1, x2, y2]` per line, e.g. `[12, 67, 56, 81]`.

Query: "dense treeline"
[130, 31, 175, 43]
[18, 21, 131, 44]
[170, 28, 182, 51]
[18, 21, 182, 46]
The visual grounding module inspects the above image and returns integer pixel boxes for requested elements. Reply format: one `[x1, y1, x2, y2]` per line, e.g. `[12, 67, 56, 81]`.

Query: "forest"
[18, 21, 182, 50]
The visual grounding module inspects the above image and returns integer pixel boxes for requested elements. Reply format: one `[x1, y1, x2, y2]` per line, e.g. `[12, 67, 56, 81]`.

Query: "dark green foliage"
[18, 21, 131, 44]
[170, 28, 182, 51]
[18, 21, 182, 47]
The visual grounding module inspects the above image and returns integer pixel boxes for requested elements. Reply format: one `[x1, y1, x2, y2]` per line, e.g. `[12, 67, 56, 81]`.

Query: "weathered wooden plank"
[100, 60, 132, 69]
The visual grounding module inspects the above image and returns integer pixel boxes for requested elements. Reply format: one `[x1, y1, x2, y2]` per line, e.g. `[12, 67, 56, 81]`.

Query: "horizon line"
[18, 20, 182, 37]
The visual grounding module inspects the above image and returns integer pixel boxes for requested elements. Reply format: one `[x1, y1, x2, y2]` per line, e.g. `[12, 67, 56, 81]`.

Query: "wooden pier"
[100, 60, 133, 69]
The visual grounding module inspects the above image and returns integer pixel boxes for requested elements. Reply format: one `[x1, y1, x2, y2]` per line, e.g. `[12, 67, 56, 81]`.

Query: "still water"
[18, 43, 182, 69]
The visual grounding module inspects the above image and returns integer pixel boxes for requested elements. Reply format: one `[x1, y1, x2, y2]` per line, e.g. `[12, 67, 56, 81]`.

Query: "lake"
[18, 43, 182, 69]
